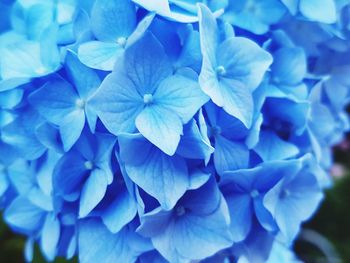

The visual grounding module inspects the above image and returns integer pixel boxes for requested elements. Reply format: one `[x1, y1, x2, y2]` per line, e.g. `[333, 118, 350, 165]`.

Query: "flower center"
[84, 161, 94, 170]
[250, 189, 259, 198]
[143, 93, 153, 105]
[216, 65, 226, 77]
[116, 37, 127, 48]
[75, 98, 85, 109]
[175, 206, 186, 216]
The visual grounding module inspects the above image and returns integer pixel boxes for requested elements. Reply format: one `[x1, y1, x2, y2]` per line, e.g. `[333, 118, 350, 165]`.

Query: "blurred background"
[0, 134, 349, 262]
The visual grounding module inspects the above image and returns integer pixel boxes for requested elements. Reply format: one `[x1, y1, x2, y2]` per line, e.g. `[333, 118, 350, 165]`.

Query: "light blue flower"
[53, 131, 116, 218]
[78, 0, 154, 71]
[137, 176, 233, 262]
[198, 4, 272, 128]
[263, 155, 324, 243]
[29, 51, 100, 151]
[91, 32, 209, 155]
[220, 159, 302, 242]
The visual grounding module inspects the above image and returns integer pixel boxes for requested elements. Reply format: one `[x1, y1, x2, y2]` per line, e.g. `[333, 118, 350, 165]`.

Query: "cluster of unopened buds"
[0, 0, 349, 262]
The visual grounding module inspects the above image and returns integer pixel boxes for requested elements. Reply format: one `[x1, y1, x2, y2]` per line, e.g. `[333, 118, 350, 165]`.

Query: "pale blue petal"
[65, 51, 101, 99]
[123, 32, 173, 95]
[225, 193, 252, 242]
[40, 25, 60, 72]
[59, 109, 85, 152]
[136, 105, 183, 156]
[4, 197, 45, 234]
[78, 41, 121, 71]
[171, 199, 232, 260]
[217, 37, 273, 91]
[91, 0, 136, 41]
[79, 169, 108, 218]
[177, 119, 214, 162]
[137, 207, 173, 237]
[90, 71, 143, 135]
[126, 12, 155, 48]
[101, 185, 137, 233]
[154, 73, 209, 123]
[254, 130, 299, 161]
[214, 135, 250, 175]
[53, 152, 87, 198]
[198, 4, 219, 67]
[40, 213, 60, 261]
[0, 41, 47, 79]
[28, 77, 78, 125]
[271, 47, 307, 86]
[119, 134, 189, 210]
[79, 219, 149, 263]
[299, 0, 336, 24]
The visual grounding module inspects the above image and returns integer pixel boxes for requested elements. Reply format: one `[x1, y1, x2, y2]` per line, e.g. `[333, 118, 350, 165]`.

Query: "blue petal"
[176, 119, 214, 162]
[25, 238, 34, 263]
[154, 73, 209, 123]
[119, 134, 189, 210]
[53, 151, 88, 199]
[136, 105, 183, 156]
[123, 31, 173, 95]
[29, 77, 78, 125]
[214, 135, 250, 175]
[137, 207, 173, 237]
[0, 88, 23, 109]
[4, 196, 45, 235]
[40, 25, 60, 72]
[101, 185, 137, 233]
[79, 169, 109, 218]
[254, 130, 299, 161]
[79, 219, 150, 263]
[1, 116, 46, 160]
[180, 176, 221, 216]
[1, 40, 57, 79]
[299, 0, 336, 24]
[40, 213, 60, 261]
[126, 12, 155, 47]
[217, 37, 273, 91]
[264, 164, 324, 243]
[158, 199, 232, 261]
[271, 47, 307, 86]
[91, 0, 136, 42]
[78, 41, 122, 71]
[65, 51, 101, 99]
[225, 193, 252, 242]
[90, 71, 143, 135]
[59, 109, 85, 151]
[198, 3, 219, 67]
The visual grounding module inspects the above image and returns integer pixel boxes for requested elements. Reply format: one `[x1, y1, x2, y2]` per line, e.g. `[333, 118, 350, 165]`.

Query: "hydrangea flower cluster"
[0, 0, 350, 262]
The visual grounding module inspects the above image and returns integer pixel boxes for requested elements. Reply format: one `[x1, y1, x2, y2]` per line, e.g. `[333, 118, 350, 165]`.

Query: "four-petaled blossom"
[91, 31, 209, 155]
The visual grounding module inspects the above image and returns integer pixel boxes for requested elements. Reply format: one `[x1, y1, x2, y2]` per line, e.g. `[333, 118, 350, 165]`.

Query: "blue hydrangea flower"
[91, 32, 209, 155]
[198, 4, 273, 127]
[78, 0, 154, 71]
[29, 51, 100, 151]
[137, 176, 233, 262]
[53, 131, 115, 218]
[0, 0, 349, 262]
